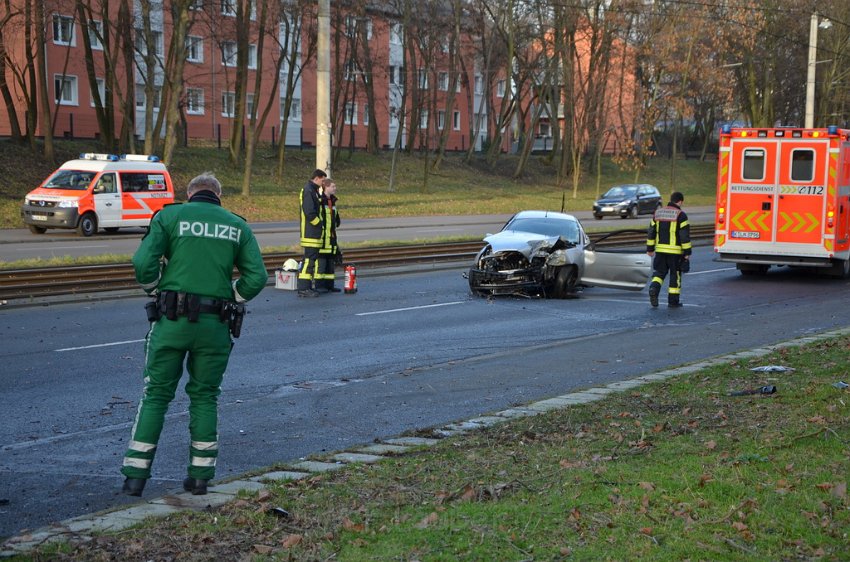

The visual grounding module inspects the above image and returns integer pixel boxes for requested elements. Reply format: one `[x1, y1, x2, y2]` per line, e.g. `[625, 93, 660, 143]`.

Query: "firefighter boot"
[668, 296, 683, 308]
[122, 477, 147, 497]
[183, 477, 209, 495]
[648, 282, 660, 308]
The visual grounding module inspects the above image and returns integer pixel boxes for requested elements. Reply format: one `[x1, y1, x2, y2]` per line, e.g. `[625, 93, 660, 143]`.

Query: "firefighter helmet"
[283, 258, 299, 271]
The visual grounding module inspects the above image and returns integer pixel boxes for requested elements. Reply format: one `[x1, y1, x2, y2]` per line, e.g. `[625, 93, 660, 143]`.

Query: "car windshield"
[43, 170, 96, 191]
[504, 217, 580, 244]
[603, 185, 637, 198]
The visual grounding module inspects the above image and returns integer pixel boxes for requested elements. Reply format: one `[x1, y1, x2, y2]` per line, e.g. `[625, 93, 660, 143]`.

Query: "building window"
[222, 91, 235, 117]
[417, 68, 428, 90]
[135, 85, 161, 110]
[437, 110, 445, 130]
[135, 29, 163, 57]
[539, 122, 551, 137]
[186, 36, 204, 63]
[53, 15, 75, 46]
[344, 102, 357, 125]
[186, 88, 204, 115]
[221, 0, 236, 16]
[246, 93, 255, 116]
[54, 75, 78, 105]
[496, 79, 506, 97]
[221, 41, 236, 66]
[88, 21, 103, 50]
[453, 110, 461, 131]
[389, 106, 398, 126]
[189, 0, 204, 10]
[90, 78, 105, 107]
[474, 74, 483, 95]
[389, 65, 404, 86]
[345, 16, 372, 40]
[280, 97, 302, 121]
[438, 72, 449, 92]
[390, 23, 403, 45]
[344, 60, 357, 81]
[419, 110, 428, 129]
[363, 104, 369, 126]
[248, 44, 257, 69]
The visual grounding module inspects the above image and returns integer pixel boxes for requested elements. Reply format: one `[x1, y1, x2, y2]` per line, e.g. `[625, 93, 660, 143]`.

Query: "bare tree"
[33, 0, 54, 160]
[0, 0, 24, 142]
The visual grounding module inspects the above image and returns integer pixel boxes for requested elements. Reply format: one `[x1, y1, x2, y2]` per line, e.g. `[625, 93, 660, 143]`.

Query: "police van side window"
[120, 172, 167, 193]
[742, 149, 765, 181]
[790, 149, 814, 182]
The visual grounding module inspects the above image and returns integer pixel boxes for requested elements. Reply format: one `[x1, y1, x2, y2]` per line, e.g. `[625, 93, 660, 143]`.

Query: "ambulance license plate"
[731, 230, 759, 239]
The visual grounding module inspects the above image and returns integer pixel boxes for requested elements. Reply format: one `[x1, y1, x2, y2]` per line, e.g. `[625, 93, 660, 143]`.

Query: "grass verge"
[25, 335, 849, 560]
[1, 139, 719, 229]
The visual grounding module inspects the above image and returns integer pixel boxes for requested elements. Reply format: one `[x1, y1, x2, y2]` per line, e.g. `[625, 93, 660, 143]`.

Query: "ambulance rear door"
[723, 136, 778, 248]
[773, 139, 829, 254]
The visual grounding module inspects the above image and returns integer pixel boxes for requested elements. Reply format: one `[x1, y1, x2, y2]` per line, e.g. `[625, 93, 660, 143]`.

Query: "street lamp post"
[805, 13, 832, 128]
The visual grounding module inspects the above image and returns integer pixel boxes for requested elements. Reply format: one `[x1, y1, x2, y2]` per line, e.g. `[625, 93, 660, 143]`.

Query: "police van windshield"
[43, 170, 97, 191]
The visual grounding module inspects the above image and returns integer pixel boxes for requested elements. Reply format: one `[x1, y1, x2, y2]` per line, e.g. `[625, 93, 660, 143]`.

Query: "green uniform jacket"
[133, 196, 267, 302]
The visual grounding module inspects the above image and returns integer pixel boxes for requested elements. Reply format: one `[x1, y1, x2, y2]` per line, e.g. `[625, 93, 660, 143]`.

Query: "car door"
[92, 172, 121, 227]
[579, 229, 651, 290]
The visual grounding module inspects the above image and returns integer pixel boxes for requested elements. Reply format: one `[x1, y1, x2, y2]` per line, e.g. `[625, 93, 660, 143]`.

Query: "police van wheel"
[828, 259, 850, 279]
[77, 213, 98, 237]
[28, 225, 47, 234]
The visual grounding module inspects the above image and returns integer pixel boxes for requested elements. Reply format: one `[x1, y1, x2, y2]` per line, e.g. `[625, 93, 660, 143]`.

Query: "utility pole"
[805, 13, 818, 128]
[316, 0, 332, 176]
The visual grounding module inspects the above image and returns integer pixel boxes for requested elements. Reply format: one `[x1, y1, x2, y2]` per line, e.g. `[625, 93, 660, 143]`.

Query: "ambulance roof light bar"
[79, 153, 119, 161]
[120, 154, 161, 162]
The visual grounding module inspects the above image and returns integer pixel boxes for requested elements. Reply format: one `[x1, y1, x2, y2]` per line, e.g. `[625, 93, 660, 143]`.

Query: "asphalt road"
[3, 241, 850, 541]
[0, 208, 716, 262]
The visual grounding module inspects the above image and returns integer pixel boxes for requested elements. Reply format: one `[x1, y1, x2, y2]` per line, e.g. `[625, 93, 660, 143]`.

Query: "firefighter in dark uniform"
[646, 191, 692, 308]
[297, 169, 328, 297]
[316, 178, 341, 292]
[121, 173, 267, 497]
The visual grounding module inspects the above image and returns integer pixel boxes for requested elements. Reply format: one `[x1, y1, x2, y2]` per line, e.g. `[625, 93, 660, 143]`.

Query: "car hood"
[595, 196, 631, 204]
[483, 230, 565, 257]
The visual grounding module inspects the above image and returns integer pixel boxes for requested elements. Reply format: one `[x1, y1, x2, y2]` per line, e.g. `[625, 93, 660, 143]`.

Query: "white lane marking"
[356, 301, 465, 316]
[688, 267, 735, 275]
[16, 245, 111, 252]
[56, 339, 144, 352]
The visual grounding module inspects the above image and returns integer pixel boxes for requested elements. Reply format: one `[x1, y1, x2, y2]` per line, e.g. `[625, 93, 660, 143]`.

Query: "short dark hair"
[670, 191, 684, 204]
[312, 169, 328, 180]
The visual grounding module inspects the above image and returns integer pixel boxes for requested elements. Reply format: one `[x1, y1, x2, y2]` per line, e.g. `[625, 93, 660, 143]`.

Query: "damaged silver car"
[467, 210, 651, 298]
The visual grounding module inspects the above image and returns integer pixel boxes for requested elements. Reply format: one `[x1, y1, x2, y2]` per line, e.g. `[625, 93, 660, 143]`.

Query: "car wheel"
[104, 227, 119, 233]
[552, 266, 578, 299]
[28, 224, 47, 234]
[593, 214, 603, 220]
[468, 268, 487, 297]
[627, 205, 638, 218]
[77, 212, 98, 237]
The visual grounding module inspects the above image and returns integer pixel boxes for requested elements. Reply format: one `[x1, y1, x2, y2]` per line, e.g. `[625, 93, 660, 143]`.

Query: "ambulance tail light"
[828, 210, 834, 228]
[717, 206, 725, 225]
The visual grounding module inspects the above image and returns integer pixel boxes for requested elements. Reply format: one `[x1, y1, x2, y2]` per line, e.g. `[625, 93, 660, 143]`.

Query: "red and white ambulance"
[21, 153, 175, 236]
[714, 125, 850, 277]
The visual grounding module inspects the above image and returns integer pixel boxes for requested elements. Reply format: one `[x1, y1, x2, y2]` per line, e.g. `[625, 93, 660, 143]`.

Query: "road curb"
[5, 325, 847, 557]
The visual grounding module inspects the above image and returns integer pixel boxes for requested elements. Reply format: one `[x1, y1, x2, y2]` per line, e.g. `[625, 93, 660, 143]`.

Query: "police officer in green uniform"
[646, 191, 692, 308]
[121, 173, 267, 497]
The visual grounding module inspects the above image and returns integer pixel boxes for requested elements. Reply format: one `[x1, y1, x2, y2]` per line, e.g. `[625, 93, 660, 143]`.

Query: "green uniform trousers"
[121, 313, 232, 481]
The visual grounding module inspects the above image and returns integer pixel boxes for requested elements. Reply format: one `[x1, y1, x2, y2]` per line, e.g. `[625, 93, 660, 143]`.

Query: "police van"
[21, 153, 175, 236]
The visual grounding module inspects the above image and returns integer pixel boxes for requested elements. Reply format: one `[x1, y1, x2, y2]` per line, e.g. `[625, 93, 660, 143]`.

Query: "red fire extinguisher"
[344, 264, 358, 294]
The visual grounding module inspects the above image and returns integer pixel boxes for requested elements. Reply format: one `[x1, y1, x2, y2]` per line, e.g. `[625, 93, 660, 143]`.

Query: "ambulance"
[21, 153, 175, 236]
[714, 125, 850, 277]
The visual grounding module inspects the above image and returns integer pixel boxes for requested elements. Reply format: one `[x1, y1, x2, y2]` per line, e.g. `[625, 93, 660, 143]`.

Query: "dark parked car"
[467, 210, 651, 298]
[593, 184, 662, 219]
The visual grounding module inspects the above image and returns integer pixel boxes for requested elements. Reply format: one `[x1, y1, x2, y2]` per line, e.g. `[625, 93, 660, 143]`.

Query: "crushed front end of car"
[468, 236, 574, 297]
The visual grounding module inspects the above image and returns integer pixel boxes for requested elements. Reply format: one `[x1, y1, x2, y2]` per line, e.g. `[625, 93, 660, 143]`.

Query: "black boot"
[183, 477, 209, 495]
[122, 477, 147, 497]
[648, 283, 660, 308]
